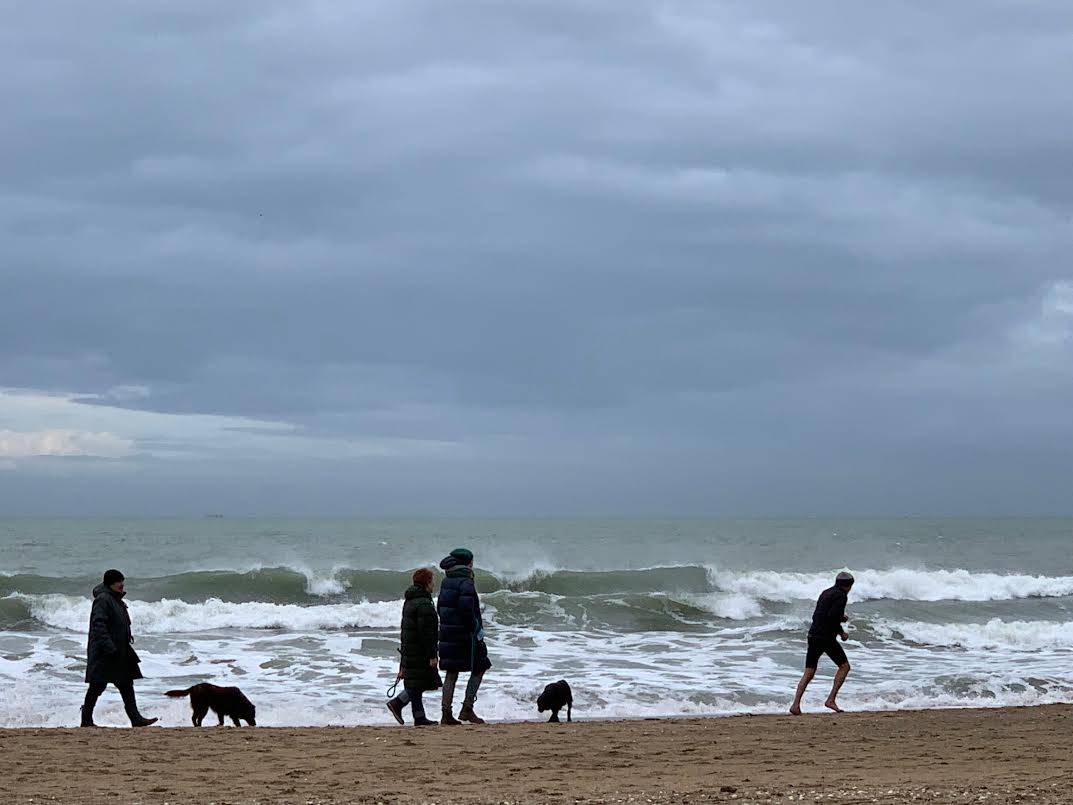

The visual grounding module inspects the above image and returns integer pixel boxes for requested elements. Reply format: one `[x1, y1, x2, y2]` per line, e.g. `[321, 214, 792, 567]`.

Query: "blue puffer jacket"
[436, 556, 492, 673]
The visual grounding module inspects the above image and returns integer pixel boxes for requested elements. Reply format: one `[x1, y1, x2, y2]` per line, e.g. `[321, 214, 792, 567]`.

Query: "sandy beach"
[2, 704, 1071, 804]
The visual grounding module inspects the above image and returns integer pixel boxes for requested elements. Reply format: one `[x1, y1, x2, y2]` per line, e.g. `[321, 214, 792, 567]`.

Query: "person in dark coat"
[436, 547, 491, 725]
[81, 569, 158, 727]
[789, 571, 854, 715]
[386, 568, 441, 726]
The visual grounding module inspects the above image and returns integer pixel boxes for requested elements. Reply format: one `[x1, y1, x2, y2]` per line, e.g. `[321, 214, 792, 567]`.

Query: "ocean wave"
[877, 618, 1073, 651]
[707, 567, 1073, 603]
[686, 592, 767, 621]
[10, 594, 400, 633]
[4, 589, 742, 634]
[0, 568, 400, 604]
[2, 565, 1072, 615]
[0, 565, 715, 604]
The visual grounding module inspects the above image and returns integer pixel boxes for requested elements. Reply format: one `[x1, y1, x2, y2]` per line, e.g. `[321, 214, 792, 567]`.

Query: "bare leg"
[789, 667, 816, 715]
[825, 662, 851, 712]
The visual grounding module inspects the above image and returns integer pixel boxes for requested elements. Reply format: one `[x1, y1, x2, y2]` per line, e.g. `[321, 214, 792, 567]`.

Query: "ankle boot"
[79, 705, 96, 728]
[130, 715, 159, 727]
[386, 697, 405, 725]
[459, 702, 485, 724]
[440, 708, 461, 725]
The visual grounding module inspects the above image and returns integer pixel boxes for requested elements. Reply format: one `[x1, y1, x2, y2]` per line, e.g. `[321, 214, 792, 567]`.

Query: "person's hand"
[429, 658, 438, 669]
[839, 630, 848, 641]
[396, 668, 403, 680]
[841, 616, 849, 623]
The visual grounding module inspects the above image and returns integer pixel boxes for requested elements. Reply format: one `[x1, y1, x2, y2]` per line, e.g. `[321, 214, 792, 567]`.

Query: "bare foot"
[824, 700, 843, 713]
[788, 704, 802, 715]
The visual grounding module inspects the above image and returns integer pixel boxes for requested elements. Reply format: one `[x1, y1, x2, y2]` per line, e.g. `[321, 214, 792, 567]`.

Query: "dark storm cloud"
[1, 1, 1071, 512]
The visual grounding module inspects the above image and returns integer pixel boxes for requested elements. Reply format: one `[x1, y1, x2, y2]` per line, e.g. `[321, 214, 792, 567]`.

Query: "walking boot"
[386, 698, 405, 725]
[79, 705, 96, 728]
[459, 702, 485, 724]
[130, 715, 159, 727]
[440, 708, 461, 725]
[413, 715, 438, 726]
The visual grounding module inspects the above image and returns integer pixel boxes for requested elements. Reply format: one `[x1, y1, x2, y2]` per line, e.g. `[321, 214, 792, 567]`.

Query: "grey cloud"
[1, 1, 1072, 512]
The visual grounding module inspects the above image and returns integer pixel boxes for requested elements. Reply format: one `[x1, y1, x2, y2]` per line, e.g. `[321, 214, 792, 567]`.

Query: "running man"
[789, 571, 854, 715]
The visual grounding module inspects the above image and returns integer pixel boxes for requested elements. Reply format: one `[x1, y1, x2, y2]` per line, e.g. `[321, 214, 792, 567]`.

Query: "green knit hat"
[450, 547, 474, 564]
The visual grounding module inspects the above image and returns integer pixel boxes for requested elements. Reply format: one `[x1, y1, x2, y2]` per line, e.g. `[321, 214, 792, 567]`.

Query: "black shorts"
[805, 636, 847, 669]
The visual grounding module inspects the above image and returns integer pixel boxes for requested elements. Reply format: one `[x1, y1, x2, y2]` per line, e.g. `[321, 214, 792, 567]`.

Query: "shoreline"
[8, 696, 1072, 730]
[2, 704, 1071, 804]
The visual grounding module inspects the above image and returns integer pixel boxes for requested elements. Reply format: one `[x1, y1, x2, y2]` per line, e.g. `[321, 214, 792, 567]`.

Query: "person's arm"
[472, 587, 484, 632]
[90, 597, 118, 655]
[419, 602, 439, 666]
[830, 592, 848, 640]
[468, 582, 487, 642]
[458, 579, 485, 642]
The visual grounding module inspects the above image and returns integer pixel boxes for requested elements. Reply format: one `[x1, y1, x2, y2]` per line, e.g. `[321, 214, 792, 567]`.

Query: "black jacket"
[85, 583, 142, 684]
[436, 558, 492, 673]
[399, 585, 442, 691]
[808, 585, 848, 640]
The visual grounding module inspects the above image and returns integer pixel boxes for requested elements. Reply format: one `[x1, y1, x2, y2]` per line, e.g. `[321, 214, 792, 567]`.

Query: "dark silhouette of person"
[790, 571, 854, 715]
[81, 570, 158, 727]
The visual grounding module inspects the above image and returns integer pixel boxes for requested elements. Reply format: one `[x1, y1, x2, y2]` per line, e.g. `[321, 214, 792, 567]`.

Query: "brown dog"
[166, 683, 257, 726]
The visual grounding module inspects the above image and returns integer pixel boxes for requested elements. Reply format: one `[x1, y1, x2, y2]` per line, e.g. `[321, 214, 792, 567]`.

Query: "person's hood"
[92, 583, 124, 599]
[440, 547, 474, 570]
[404, 584, 432, 601]
[439, 555, 461, 571]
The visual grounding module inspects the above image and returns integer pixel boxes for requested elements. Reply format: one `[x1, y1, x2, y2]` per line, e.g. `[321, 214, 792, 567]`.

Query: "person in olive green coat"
[386, 568, 441, 726]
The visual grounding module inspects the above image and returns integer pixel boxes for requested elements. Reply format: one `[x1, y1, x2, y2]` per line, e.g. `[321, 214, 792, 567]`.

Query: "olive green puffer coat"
[399, 585, 442, 691]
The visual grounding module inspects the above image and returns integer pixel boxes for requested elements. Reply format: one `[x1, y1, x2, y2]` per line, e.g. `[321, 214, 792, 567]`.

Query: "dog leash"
[386, 679, 400, 698]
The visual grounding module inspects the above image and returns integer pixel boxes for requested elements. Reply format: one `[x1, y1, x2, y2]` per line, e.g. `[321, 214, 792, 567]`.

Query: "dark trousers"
[442, 669, 483, 709]
[82, 680, 141, 724]
[394, 688, 427, 720]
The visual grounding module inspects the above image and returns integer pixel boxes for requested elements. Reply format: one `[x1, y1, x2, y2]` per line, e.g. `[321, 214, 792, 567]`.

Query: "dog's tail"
[165, 687, 194, 698]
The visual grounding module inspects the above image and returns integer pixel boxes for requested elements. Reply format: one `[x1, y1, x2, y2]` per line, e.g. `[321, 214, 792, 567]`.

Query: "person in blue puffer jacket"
[436, 548, 492, 724]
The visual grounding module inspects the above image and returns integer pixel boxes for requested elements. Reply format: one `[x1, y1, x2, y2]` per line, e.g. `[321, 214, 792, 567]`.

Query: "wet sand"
[2, 704, 1071, 804]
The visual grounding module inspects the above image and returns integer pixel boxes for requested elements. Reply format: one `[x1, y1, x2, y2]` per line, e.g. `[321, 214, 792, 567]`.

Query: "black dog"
[166, 683, 257, 726]
[536, 679, 572, 722]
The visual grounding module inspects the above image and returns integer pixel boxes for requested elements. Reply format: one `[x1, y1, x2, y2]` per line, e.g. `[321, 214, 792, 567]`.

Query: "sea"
[0, 517, 1070, 728]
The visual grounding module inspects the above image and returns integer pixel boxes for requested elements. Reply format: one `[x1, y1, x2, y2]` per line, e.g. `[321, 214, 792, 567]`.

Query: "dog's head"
[536, 689, 550, 713]
[537, 681, 565, 712]
[239, 694, 257, 726]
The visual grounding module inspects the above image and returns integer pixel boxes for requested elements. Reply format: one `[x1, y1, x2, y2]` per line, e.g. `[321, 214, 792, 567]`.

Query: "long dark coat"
[399, 585, 442, 691]
[436, 560, 492, 673]
[85, 584, 142, 684]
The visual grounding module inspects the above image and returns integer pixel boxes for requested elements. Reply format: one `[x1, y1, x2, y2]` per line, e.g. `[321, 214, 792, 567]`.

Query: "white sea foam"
[690, 592, 766, 620]
[4, 562, 1073, 728]
[17, 594, 400, 633]
[706, 567, 1073, 603]
[1, 621, 1071, 728]
[878, 618, 1073, 651]
[296, 565, 351, 597]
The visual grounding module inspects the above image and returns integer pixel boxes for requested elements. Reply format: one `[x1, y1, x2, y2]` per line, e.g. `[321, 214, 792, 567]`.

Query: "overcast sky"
[2, 1, 1071, 515]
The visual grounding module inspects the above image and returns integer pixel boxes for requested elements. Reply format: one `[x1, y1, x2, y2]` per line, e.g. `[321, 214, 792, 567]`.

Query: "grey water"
[0, 517, 1070, 727]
